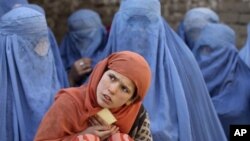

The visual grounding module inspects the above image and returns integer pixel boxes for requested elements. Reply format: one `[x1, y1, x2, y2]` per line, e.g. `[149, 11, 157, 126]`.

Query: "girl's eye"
[121, 86, 129, 93]
[109, 74, 116, 81]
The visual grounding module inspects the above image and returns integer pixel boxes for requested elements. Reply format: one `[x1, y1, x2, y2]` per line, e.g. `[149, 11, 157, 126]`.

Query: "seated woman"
[34, 51, 152, 141]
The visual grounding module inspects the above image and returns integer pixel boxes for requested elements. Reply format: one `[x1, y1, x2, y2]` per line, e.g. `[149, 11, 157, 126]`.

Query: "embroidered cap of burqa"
[60, 9, 107, 73]
[104, 0, 226, 140]
[192, 23, 250, 138]
[177, 7, 220, 50]
[0, 7, 60, 141]
[239, 23, 250, 68]
[0, 0, 28, 17]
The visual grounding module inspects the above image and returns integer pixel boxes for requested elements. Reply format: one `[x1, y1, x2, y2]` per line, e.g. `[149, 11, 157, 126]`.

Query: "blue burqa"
[20, 3, 69, 88]
[0, 0, 28, 17]
[239, 23, 250, 68]
[192, 23, 250, 138]
[103, 0, 227, 140]
[60, 9, 107, 75]
[177, 7, 220, 50]
[0, 7, 61, 141]
[48, 27, 69, 88]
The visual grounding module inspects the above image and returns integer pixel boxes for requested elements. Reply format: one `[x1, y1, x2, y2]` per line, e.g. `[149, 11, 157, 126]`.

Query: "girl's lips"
[102, 94, 112, 104]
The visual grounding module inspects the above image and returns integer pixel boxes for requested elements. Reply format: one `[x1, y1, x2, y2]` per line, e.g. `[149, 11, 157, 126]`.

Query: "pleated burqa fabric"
[192, 23, 250, 138]
[103, 0, 227, 140]
[21, 3, 69, 88]
[239, 23, 250, 68]
[0, 7, 61, 141]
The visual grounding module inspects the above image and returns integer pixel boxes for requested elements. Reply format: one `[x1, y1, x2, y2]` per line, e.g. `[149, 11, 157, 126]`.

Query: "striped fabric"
[74, 133, 134, 141]
[74, 134, 100, 141]
[108, 133, 134, 141]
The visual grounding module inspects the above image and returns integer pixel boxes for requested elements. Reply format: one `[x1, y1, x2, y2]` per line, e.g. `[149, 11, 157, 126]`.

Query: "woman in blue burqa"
[60, 9, 108, 86]
[0, 7, 61, 140]
[102, 0, 227, 140]
[177, 7, 220, 50]
[20, 3, 69, 88]
[239, 23, 250, 68]
[0, 0, 69, 88]
[0, 0, 28, 17]
[191, 23, 250, 138]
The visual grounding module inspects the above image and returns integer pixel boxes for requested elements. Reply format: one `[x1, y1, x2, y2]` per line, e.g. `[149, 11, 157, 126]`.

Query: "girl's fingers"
[90, 115, 110, 127]
[92, 126, 110, 131]
[88, 118, 96, 126]
[95, 115, 110, 126]
[89, 116, 102, 126]
[97, 130, 112, 141]
[87, 126, 119, 141]
[110, 126, 120, 134]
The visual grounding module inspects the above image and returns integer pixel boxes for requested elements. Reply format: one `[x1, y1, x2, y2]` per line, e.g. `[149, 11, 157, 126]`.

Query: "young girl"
[35, 51, 152, 141]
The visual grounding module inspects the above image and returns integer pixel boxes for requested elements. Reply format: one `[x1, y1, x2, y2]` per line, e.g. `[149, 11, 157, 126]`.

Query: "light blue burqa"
[103, 0, 227, 140]
[192, 23, 250, 138]
[239, 23, 250, 68]
[177, 7, 219, 50]
[0, 7, 61, 141]
[60, 9, 107, 76]
[20, 3, 69, 88]
[0, 0, 28, 17]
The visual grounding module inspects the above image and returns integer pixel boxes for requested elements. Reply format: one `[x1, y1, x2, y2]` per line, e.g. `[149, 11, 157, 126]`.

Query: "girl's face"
[96, 69, 136, 109]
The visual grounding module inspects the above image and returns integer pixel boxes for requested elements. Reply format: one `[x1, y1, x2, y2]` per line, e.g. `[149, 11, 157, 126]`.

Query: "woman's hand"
[68, 58, 92, 86]
[79, 126, 119, 141]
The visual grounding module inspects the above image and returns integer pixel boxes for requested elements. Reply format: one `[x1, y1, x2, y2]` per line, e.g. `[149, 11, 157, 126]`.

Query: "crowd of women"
[1, 0, 250, 140]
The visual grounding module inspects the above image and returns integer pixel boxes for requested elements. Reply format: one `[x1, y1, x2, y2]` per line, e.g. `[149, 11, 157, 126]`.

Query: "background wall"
[29, 0, 250, 48]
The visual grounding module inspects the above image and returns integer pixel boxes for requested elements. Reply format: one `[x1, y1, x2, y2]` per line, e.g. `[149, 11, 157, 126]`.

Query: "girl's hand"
[88, 115, 120, 135]
[79, 126, 119, 141]
[88, 115, 109, 127]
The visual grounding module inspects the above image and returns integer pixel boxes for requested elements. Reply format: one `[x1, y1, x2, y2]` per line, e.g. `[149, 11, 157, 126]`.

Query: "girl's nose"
[108, 83, 119, 95]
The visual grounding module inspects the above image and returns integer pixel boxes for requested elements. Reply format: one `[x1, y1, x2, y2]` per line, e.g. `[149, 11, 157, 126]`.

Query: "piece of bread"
[96, 108, 117, 125]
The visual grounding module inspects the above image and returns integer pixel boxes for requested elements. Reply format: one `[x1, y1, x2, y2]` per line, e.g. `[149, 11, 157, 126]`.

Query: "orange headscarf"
[85, 51, 151, 133]
[35, 51, 151, 140]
